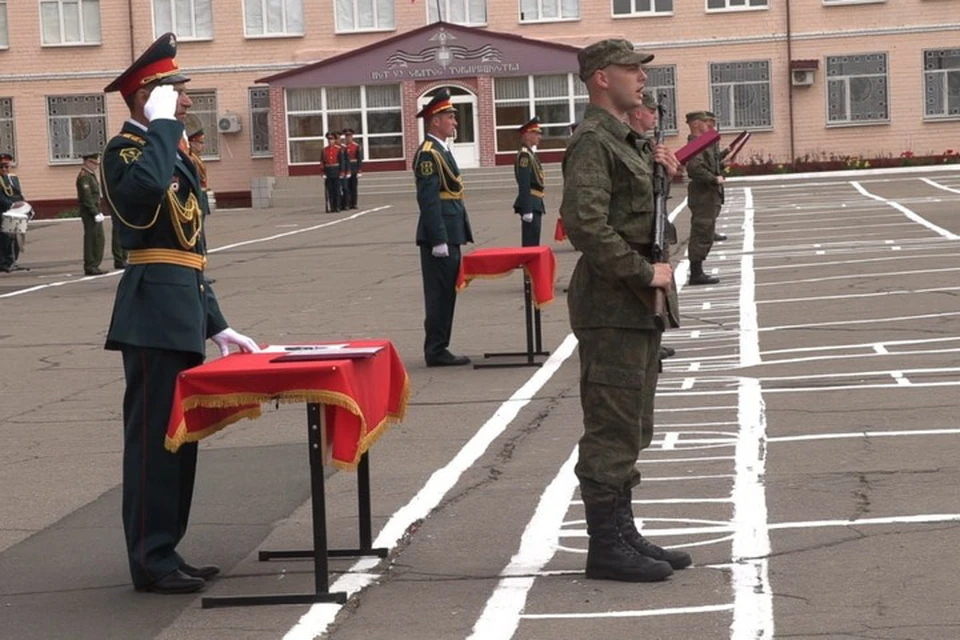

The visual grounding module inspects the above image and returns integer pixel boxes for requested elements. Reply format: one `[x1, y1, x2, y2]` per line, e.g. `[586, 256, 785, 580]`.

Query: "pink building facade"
[0, 0, 956, 213]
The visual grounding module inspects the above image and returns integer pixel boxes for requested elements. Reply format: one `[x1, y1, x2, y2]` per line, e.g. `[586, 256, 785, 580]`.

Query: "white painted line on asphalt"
[850, 181, 959, 240]
[520, 603, 736, 620]
[662, 378, 960, 397]
[767, 427, 960, 444]
[688, 362, 701, 372]
[761, 310, 960, 332]
[284, 334, 580, 640]
[681, 377, 696, 390]
[637, 455, 736, 464]
[921, 177, 960, 195]
[757, 285, 960, 306]
[873, 344, 888, 354]
[891, 371, 911, 386]
[758, 266, 960, 288]
[662, 432, 680, 450]
[645, 474, 735, 482]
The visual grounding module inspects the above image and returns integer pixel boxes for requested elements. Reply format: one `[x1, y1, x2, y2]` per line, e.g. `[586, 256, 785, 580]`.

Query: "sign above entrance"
[259, 21, 582, 88]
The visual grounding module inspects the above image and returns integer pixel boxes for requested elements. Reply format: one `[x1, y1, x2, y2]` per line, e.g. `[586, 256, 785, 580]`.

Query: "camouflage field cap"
[578, 39, 655, 81]
[685, 110, 712, 123]
[641, 88, 658, 110]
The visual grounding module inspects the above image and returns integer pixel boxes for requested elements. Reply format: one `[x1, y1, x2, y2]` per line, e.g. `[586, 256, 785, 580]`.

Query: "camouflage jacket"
[560, 104, 678, 331]
[686, 135, 724, 209]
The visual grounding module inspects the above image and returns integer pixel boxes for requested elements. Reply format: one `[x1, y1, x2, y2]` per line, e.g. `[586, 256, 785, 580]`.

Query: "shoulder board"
[422, 140, 433, 152]
[120, 132, 145, 145]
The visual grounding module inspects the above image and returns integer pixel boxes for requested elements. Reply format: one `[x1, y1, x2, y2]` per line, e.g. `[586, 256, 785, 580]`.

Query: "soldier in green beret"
[76, 152, 106, 275]
[685, 110, 724, 284]
[561, 38, 691, 584]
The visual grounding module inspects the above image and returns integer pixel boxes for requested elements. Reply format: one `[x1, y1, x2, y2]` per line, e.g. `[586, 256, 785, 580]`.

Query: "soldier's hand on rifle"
[650, 262, 674, 289]
[716, 175, 725, 184]
[653, 145, 680, 178]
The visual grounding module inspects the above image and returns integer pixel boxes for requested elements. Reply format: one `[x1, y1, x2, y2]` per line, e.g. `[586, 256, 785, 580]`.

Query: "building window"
[244, 0, 303, 37]
[709, 60, 771, 130]
[249, 87, 272, 156]
[706, 0, 767, 10]
[924, 49, 960, 120]
[286, 85, 402, 164]
[826, 53, 888, 125]
[153, 0, 213, 40]
[0, 1, 8, 48]
[335, 0, 395, 32]
[40, 0, 101, 45]
[46, 94, 107, 163]
[494, 74, 586, 152]
[645, 65, 678, 134]
[185, 90, 219, 157]
[0, 98, 16, 158]
[428, 0, 487, 25]
[519, 0, 579, 22]
[612, 0, 672, 17]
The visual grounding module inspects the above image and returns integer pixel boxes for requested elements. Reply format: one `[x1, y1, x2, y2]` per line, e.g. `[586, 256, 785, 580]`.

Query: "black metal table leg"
[475, 271, 550, 369]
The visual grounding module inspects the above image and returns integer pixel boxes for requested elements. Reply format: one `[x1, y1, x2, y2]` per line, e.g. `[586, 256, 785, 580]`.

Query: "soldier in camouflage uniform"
[685, 110, 724, 285]
[76, 152, 106, 275]
[561, 39, 691, 583]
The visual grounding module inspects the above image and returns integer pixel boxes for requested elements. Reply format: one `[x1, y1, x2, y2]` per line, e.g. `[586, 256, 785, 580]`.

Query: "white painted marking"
[768, 427, 960, 444]
[645, 474, 735, 482]
[815, 250, 825, 255]
[662, 432, 680, 450]
[520, 603, 735, 620]
[891, 371, 912, 386]
[892, 246, 901, 251]
[921, 177, 960, 195]
[681, 378, 696, 390]
[688, 362, 701, 372]
[873, 344, 888, 354]
[691, 330, 701, 338]
[851, 181, 959, 240]
[762, 311, 960, 333]
[884, 239, 894, 244]
[285, 334, 579, 640]
[703, 302, 712, 310]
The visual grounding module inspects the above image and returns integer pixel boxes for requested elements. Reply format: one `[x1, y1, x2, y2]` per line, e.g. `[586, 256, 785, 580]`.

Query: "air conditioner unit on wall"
[791, 69, 815, 87]
[218, 113, 241, 133]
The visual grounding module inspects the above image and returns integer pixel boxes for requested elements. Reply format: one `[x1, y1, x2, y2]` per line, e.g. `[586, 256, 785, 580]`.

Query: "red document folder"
[675, 129, 721, 165]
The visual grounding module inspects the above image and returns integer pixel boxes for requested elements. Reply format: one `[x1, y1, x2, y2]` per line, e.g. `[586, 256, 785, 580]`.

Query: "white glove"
[431, 243, 449, 258]
[144, 85, 179, 122]
[94, 213, 105, 223]
[521, 213, 534, 223]
[211, 328, 260, 357]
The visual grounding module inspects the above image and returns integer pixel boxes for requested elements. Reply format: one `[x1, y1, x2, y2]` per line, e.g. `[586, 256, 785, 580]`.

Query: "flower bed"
[723, 149, 960, 176]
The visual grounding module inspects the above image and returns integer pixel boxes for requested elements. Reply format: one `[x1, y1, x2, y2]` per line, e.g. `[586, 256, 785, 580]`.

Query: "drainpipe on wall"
[127, 0, 135, 63]
[786, 0, 795, 162]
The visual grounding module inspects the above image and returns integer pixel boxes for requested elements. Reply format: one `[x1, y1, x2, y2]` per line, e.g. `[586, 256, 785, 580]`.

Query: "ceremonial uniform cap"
[0, 152, 13, 163]
[641, 88, 658, 110]
[104, 32, 189, 99]
[417, 89, 456, 119]
[187, 127, 205, 141]
[685, 110, 712, 123]
[518, 116, 542, 134]
[578, 39, 654, 82]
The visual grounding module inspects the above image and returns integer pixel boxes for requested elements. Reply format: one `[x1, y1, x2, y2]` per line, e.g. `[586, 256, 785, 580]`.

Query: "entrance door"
[417, 86, 479, 169]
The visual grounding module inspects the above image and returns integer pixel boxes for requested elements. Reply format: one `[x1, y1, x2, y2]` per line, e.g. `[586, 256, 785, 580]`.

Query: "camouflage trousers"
[688, 204, 721, 261]
[574, 327, 662, 504]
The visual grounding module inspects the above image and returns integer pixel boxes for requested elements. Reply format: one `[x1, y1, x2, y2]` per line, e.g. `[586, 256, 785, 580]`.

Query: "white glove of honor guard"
[211, 328, 260, 357]
[431, 243, 450, 258]
[144, 85, 179, 122]
[94, 213, 105, 223]
[521, 213, 534, 223]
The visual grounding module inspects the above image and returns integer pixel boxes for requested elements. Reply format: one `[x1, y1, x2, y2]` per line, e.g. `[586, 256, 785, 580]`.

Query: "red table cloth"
[554, 218, 567, 243]
[456, 245, 556, 309]
[165, 339, 409, 470]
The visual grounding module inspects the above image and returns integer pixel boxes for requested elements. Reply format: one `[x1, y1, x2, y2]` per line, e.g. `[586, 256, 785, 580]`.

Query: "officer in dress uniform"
[0, 153, 27, 273]
[76, 152, 106, 275]
[343, 128, 363, 209]
[323, 131, 345, 212]
[685, 110, 724, 285]
[414, 90, 473, 367]
[101, 32, 259, 594]
[513, 116, 546, 247]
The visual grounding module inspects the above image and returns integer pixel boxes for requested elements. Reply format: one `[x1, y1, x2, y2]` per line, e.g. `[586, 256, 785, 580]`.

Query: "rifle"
[651, 97, 669, 331]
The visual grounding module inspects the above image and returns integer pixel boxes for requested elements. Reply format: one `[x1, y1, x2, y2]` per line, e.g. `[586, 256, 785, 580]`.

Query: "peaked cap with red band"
[518, 116, 542, 134]
[416, 89, 456, 119]
[104, 32, 190, 99]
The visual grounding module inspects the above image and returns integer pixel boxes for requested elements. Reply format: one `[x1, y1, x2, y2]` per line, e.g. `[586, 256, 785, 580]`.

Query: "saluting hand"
[144, 85, 179, 122]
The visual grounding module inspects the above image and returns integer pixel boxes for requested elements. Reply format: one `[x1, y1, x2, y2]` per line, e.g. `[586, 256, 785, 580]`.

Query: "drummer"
[0, 152, 27, 273]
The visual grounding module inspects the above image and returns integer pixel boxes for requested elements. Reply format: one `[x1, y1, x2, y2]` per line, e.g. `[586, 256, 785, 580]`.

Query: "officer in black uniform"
[343, 128, 363, 209]
[101, 32, 259, 595]
[414, 90, 473, 367]
[513, 116, 546, 247]
[0, 153, 26, 273]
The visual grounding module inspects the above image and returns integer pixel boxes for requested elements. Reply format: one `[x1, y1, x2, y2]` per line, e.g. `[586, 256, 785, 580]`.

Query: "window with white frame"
[612, 0, 672, 17]
[244, 0, 303, 37]
[645, 65, 678, 134]
[493, 74, 586, 152]
[335, 0, 395, 32]
[153, 0, 212, 40]
[0, 98, 16, 158]
[519, 0, 579, 22]
[0, 1, 10, 48]
[185, 90, 219, 157]
[706, 0, 767, 10]
[923, 49, 960, 120]
[249, 87, 272, 156]
[826, 53, 888, 125]
[286, 85, 402, 163]
[709, 60, 772, 130]
[428, 0, 487, 25]
[46, 94, 107, 163]
[40, 0, 101, 45]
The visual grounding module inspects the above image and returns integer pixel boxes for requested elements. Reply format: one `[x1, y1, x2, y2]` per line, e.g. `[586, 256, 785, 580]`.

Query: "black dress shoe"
[180, 562, 221, 580]
[113, 263, 126, 269]
[659, 346, 676, 359]
[135, 569, 205, 594]
[713, 233, 727, 241]
[426, 352, 471, 367]
[84, 268, 106, 275]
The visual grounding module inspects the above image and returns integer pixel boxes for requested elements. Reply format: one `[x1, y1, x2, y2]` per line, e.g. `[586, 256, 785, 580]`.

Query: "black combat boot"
[688, 260, 720, 285]
[615, 490, 692, 570]
[584, 500, 673, 582]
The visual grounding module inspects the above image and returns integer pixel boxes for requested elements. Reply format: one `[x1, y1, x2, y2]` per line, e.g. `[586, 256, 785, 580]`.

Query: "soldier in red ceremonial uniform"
[343, 128, 363, 209]
[323, 131, 345, 213]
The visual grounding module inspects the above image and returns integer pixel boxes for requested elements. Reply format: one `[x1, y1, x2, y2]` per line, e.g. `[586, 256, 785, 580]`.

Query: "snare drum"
[1, 211, 28, 236]
[8, 200, 33, 220]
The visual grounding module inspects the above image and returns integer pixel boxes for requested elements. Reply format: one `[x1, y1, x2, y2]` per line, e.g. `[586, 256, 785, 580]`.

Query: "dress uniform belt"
[439, 192, 463, 201]
[530, 189, 544, 198]
[127, 248, 206, 271]
[626, 241, 654, 260]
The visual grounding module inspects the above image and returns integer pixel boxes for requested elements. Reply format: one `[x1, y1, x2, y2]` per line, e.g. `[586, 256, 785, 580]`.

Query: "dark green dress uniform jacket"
[414, 137, 473, 247]
[77, 169, 101, 216]
[513, 145, 545, 215]
[102, 119, 227, 355]
[0, 174, 23, 212]
[686, 135, 724, 211]
[560, 105, 679, 331]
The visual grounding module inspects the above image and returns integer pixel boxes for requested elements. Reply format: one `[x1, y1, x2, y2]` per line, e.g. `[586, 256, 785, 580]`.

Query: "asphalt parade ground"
[3, 164, 960, 640]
